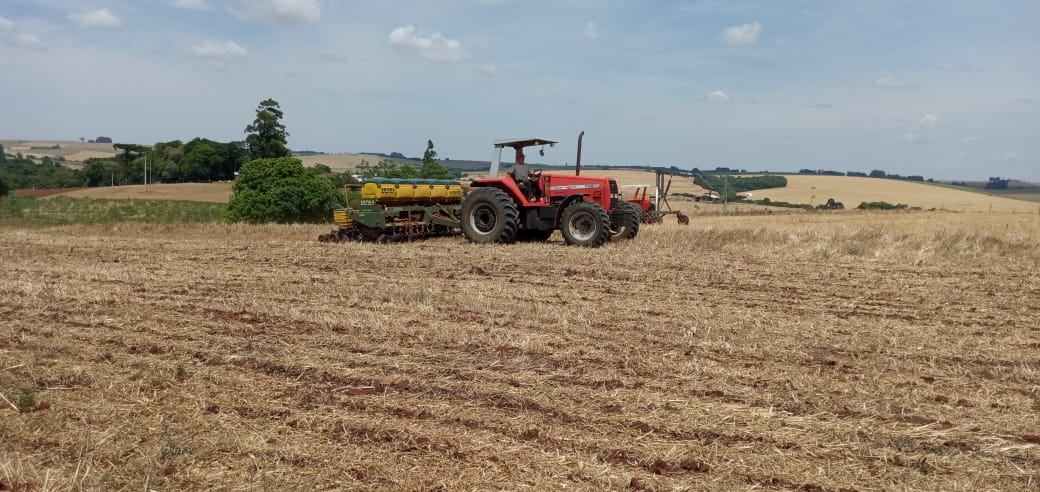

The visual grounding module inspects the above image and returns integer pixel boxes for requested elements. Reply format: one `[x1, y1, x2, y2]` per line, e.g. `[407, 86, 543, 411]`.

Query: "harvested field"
[62, 150, 118, 162]
[54, 183, 233, 203]
[297, 153, 391, 171]
[0, 140, 116, 162]
[2, 212, 1038, 490]
[751, 175, 1036, 213]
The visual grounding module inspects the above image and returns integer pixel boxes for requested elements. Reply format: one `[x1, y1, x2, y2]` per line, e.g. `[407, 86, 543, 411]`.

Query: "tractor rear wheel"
[460, 187, 519, 244]
[560, 200, 610, 247]
[609, 201, 641, 241]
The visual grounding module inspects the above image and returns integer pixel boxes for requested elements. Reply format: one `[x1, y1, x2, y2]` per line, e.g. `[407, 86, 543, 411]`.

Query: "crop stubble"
[1, 212, 1038, 490]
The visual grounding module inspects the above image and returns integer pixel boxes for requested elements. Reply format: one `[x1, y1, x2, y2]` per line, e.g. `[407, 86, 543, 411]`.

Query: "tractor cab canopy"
[489, 138, 558, 178]
[493, 138, 557, 149]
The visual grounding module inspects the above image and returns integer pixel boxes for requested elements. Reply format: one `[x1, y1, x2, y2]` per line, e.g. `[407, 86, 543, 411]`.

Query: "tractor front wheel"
[460, 187, 519, 244]
[560, 200, 610, 247]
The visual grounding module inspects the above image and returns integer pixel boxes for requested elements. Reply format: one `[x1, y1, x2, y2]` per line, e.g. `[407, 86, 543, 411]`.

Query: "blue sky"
[1, 0, 1037, 180]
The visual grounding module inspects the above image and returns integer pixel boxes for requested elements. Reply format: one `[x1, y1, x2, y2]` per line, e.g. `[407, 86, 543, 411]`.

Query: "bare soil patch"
[1, 213, 1038, 490]
[13, 187, 84, 198]
[51, 183, 233, 203]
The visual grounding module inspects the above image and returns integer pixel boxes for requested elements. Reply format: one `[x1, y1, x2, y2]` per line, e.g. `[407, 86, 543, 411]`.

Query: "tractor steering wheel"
[530, 169, 542, 179]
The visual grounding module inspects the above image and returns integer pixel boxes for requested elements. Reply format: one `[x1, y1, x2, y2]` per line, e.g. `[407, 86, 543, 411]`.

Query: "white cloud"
[720, 22, 762, 45]
[804, 103, 833, 109]
[961, 136, 984, 145]
[235, 0, 321, 25]
[874, 76, 919, 89]
[478, 64, 497, 77]
[583, 21, 598, 40]
[902, 113, 937, 144]
[707, 90, 731, 103]
[69, 9, 123, 29]
[1000, 151, 1020, 161]
[12, 33, 47, 51]
[0, 17, 47, 51]
[189, 40, 248, 60]
[388, 25, 465, 63]
[171, 0, 210, 10]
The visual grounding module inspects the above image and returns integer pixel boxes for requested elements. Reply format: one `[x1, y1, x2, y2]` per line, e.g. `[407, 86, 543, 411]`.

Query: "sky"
[1, 0, 1038, 180]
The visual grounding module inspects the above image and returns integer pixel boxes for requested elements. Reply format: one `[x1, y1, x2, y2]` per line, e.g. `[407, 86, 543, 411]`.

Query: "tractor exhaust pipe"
[575, 130, 584, 176]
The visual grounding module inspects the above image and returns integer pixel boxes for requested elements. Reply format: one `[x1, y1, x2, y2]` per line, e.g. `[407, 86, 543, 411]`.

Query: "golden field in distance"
[1, 212, 1038, 490]
[0, 139, 116, 163]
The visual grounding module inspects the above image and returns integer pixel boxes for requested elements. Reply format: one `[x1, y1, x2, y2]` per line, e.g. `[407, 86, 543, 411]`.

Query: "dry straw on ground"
[1, 212, 1039, 490]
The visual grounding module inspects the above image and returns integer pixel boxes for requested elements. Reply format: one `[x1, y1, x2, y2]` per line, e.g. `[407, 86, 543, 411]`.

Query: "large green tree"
[224, 157, 345, 224]
[419, 139, 454, 179]
[244, 98, 291, 160]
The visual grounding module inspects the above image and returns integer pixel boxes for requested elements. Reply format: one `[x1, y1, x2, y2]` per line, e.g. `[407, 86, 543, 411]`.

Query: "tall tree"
[422, 139, 437, 165]
[0, 143, 6, 163]
[419, 139, 454, 179]
[245, 98, 291, 160]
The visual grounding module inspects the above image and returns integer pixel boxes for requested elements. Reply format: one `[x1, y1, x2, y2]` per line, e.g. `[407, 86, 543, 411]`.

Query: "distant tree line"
[80, 138, 248, 186]
[0, 151, 82, 190]
[984, 177, 1009, 189]
[798, 168, 929, 182]
[1, 138, 252, 190]
[693, 174, 788, 201]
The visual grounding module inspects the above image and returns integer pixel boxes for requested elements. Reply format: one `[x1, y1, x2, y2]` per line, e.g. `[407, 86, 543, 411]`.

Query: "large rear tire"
[460, 187, 519, 244]
[610, 201, 641, 241]
[560, 200, 610, 247]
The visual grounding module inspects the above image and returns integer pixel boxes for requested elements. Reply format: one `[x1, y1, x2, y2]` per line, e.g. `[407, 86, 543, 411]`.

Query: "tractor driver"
[509, 149, 539, 200]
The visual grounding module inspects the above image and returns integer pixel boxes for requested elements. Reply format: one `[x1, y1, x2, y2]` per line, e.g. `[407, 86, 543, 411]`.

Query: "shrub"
[748, 198, 810, 209]
[857, 201, 908, 210]
[224, 157, 345, 224]
[176, 363, 188, 381]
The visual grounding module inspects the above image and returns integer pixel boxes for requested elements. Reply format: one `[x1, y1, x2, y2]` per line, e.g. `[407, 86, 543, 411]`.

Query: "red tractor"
[460, 132, 641, 247]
